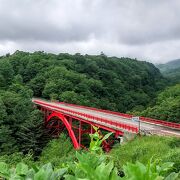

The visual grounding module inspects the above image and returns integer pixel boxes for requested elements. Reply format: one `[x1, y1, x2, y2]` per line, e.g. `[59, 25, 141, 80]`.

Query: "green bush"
[0, 162, 67, 180]
[110, 136, 180, 172]
[0, 153, 179, 180]
[133, 84, 180, 123]
[0, 131, 179, 179]
[121, 160, 179, 180]
[0, 152, 34, 167]
[38, 134, 76, 168]
[163, 149, 180, 173]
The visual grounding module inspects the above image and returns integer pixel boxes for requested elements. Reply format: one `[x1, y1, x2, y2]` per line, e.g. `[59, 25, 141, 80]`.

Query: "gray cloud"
[0, 0, 180, 63]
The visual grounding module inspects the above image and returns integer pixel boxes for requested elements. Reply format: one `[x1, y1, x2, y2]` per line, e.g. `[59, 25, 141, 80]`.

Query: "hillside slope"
[157, 59, 180, 72]
[131, 84, 180, 123]
[157, 59, 180, 83]
[0, 51, 167, 112]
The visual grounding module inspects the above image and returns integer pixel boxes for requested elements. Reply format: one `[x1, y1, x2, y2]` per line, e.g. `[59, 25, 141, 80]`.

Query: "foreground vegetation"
[0, 133, 179, 179]
[1, 152, 178, 179]
[110, 136, 180, 173]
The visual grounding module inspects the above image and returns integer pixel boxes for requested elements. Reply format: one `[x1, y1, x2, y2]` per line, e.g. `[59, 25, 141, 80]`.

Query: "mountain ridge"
[156, 59, 180, 72]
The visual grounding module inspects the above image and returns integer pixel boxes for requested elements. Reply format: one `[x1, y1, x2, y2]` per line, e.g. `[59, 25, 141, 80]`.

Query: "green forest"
[0, 51, 179, 179]
[157, 59, 180, 84]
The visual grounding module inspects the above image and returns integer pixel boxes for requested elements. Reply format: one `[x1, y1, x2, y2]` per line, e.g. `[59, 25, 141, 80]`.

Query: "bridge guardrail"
[58, 102, 180, 130]
[139, 117, 180, 129]
[33, 99, 138, 133]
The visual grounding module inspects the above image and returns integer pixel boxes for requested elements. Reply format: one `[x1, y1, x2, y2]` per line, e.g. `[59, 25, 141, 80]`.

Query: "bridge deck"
[33, 98, 180, 137]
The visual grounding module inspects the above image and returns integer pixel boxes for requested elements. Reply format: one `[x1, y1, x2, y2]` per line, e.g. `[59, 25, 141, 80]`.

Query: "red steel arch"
[47, 112, 80, 149]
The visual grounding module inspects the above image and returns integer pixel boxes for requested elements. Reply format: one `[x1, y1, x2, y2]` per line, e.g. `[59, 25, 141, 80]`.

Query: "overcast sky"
[0, 0, 180, 63]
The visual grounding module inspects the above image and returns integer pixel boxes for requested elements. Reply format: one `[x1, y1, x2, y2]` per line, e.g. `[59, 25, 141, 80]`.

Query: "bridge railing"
[72, 112, 138, 133]
[58, 102, 180, 130]
[139, 117, 180, 129]
[58, 102, 133, 118]
[33, 100, 138, 133]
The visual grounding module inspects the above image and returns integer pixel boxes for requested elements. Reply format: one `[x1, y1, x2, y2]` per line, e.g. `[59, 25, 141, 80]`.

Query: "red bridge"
[32, 98, 180, 151]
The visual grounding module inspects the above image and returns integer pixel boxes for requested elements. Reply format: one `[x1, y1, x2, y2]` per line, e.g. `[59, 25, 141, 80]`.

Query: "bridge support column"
[90, 125, 93, 134]
[69, 117, 72, 126]
[79, 121, 82, 147]
[41, 108, 46, 125]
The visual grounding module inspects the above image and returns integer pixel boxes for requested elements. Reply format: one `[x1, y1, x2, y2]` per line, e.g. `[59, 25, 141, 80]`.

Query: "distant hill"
[156, 59, 180, 72]
[156, 59, 180, 83]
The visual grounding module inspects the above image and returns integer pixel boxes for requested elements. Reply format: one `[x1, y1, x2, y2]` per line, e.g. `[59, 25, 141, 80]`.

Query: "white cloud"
[0, 0, 180, 63]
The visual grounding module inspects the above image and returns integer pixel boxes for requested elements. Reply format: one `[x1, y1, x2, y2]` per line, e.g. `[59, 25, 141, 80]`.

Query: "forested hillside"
[1, 51, 166, 112]
[131, 84, 180, 123]
[157, 59, 180, 72]
[157, 59, 180, 83]
[160, 67, 180, 84]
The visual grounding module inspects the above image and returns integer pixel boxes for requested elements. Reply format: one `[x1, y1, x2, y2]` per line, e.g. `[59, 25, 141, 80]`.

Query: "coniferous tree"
[0, 126, 18, 155]
[17, 110, 50, 157]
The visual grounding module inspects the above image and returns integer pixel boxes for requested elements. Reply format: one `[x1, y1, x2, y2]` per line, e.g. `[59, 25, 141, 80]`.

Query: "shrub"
[110, 135, 180, 172]
[38, 134, 75, 168]
[0, 152, 34, 167]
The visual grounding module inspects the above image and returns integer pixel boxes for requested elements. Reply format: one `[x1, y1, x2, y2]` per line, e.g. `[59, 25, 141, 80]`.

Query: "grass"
[110, 135, 180, 172]
[1, 133, 179, 174]
[38, 133, 76, 168]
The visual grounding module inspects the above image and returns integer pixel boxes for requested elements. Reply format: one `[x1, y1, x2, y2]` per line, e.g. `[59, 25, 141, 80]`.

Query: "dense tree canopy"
[157, 59, 180, 84]
[1, 51, 167, 112]
[132, 84, 180, 123]
[0, 62, 50, 156]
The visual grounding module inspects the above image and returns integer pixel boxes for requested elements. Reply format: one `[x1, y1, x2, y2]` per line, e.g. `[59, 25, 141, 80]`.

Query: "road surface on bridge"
[33, 98, 180, 137]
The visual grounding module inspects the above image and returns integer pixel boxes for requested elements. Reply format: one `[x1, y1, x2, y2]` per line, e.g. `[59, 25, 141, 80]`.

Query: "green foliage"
[0, 131, 179, 179]
[1, 51, 167, 113]
[0, 152, 34, 167]
[0, 51, 179, 179]
[164, 67, 180, 84]
[17, 110, 50, 157]
[89, 126, 112, 154]
[0, 126, 18, 155]
[157, 59, 180, 73]
[157, 59, 180, 83]
[0, 59, 14, 88]
[39, 134, 75, 167]
[0, 98, 7, 123]
[162, 148, 180, 173]
[121, 160, 179, 180]
[65, 152, 120, 180]
[41, 130, 119, 179]
[0, 51, 171, 155]
[0, 162, 67, 180]
[132, 84, 180, 122]
[0, 89, 48, 156]
[110, 136, 180, 173]
[0, 152, 178, 180]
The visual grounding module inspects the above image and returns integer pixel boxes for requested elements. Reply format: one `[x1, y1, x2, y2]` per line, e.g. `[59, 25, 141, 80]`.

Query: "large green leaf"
[34, 168, 50, 180]
[157, 162, 174, 175]
[16, 162, 28, 176]
[0, 162, 10, 179]
[122, 161, 160, 180]
[53, 167, 68, 179]
[101, 132, 113, 142]
[25, 168, 35, 179]
[164, 172, 179, 180]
